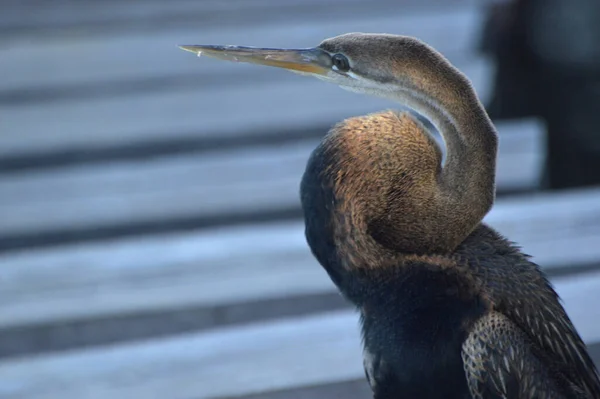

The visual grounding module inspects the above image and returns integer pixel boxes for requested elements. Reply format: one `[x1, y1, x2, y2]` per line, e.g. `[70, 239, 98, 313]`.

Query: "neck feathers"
[301, 39, 498, 271]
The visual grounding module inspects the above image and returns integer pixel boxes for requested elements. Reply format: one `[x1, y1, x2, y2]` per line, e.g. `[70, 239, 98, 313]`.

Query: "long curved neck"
[416, 81, 496, 192]
[392, 72, 498, 247]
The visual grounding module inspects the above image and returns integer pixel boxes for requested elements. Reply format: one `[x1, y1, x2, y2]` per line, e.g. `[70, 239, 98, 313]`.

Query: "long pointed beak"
[178, 45, 332, 76]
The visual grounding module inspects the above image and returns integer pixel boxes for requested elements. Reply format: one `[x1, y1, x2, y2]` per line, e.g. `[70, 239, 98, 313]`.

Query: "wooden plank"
[0, 119, 542, 208]
[0, 8, 483, 93]
[2, 187, 600, 331]
[0, 270, 599, 399]
[0, 0, 477, 38]
[0, 55, 493, 159]
[0, 118, 542, 239]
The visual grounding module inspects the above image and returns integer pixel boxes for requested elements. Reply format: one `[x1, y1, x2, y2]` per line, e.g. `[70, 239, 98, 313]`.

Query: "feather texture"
[462, 311, 572, 399]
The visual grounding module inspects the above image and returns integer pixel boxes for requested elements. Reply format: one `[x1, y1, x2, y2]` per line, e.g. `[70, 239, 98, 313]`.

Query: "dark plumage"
[301, 112, 600, 399]
[180, 33, 600, 398]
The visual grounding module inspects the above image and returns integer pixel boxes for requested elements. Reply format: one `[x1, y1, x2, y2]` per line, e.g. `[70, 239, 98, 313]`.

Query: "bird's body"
[180, 33, 600, 398]
[301, 109, 599, 398]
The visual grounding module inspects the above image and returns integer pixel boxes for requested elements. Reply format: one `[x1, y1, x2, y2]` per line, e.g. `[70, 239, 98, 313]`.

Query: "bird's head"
[179, 33, 494, 258]
[179, 33, 457, 103]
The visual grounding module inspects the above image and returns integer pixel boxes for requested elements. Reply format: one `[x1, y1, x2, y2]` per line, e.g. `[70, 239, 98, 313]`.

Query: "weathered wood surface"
[0, 6, 479, 90]
[0, 118, 544, 245]
[0, 270, 598, 399]
[2, 1, 599, 398]
[1, 61, 491, 162]
[0, 0, 480, 38]
[3, 187, 600, 333]
[0, 7, 488, 160]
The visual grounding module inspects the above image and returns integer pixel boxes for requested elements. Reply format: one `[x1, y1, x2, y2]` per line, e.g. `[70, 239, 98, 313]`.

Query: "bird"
[179, 33, 600, 398]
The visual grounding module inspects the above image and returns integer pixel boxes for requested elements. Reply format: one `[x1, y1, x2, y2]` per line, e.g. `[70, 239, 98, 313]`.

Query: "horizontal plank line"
[0, 8, 480, 93]
[0, 269, 598, 399]
[0, 0, 461, 40]
[0, 262, 597, 361]
[2, 188, 600, 337]
[0, 118, 544, 243]
[0, 183, 538, 252]
[0, 123, 327, 174]
[0, 206, 302, 254]
[0, 291, 348, 361]
[0, 57, 491, 159]
[0, 113, 529, 174]
[0, 71, 278, 107]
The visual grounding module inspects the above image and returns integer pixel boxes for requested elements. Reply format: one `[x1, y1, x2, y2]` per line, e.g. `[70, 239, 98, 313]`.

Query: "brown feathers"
[322, 109, 489, 265]
[455, 226, 600, 398]
[323, 110, 444, 268]
[454, 228, 600, 398]
[182, 31, 598, 398]
[294, 33, 600, 398]
[462, 311, 569, 399]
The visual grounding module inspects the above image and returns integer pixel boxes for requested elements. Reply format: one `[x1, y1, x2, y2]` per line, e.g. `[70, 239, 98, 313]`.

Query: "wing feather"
[456, 230, 600, 397]
[462, 312, 581, 399]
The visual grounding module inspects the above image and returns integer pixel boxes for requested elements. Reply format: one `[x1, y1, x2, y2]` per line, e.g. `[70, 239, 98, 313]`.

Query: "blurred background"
[0, 0, 599, 398]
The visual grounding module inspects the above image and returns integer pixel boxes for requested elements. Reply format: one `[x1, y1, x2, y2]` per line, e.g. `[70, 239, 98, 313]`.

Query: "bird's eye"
[331, 54, 350, 72]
